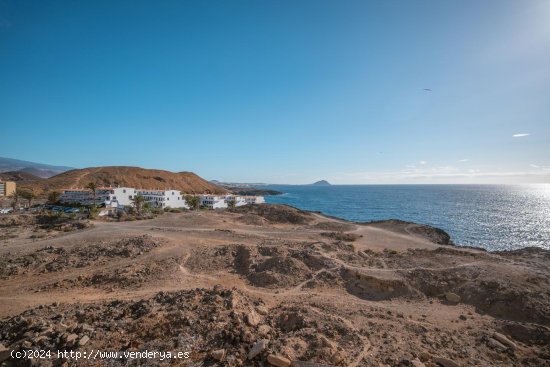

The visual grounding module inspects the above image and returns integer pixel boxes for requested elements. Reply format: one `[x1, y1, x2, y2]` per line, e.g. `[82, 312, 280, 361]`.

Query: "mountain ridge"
[0, 157, 74, 178]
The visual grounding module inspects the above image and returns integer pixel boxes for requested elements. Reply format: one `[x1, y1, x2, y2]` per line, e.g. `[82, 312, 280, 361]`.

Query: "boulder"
[487, 338, 507, 351]
[445, 292, 461, 303]
[267, 354, 291, 367]
[493, 332, 517, 350]
[411, 358, 426, 367]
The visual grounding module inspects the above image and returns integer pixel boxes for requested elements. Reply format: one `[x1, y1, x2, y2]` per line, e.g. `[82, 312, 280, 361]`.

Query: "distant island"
[310, 180, 331, 186]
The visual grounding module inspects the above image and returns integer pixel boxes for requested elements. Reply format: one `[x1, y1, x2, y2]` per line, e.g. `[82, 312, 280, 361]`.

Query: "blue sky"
[1, 0, 549, 184]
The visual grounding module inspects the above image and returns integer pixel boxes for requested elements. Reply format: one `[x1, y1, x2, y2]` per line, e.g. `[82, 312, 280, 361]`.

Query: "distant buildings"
[200, 194, 265, 209]
[200, 195, 229, 209]
[59, 186, 264, 210]
[0, 181, 16, 197]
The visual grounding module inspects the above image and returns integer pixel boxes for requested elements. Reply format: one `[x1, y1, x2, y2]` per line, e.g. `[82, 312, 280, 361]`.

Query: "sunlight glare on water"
[265, 184, 550, 251]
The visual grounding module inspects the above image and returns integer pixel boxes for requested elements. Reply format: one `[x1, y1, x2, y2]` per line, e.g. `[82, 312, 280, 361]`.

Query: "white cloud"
[419, 161, 427, 165]
[336, 166, 550, 184]
[458, 159, 469, 162]
[529, 163, 550, 172]
[512, 133, 530, 137]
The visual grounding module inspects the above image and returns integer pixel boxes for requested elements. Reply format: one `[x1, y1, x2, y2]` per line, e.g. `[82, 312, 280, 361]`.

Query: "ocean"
[263, 184, 550, 251]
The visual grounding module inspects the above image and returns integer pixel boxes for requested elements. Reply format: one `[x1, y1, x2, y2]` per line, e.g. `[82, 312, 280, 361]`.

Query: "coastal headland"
[1, 204, 549, 366]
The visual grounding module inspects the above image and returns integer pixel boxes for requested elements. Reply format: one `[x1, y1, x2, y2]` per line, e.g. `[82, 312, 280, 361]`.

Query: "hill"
[18, 166, 227, 195]
[0, 171, 43, 182]
[310, 180, 331, 186]
[0, 157, 74, 178]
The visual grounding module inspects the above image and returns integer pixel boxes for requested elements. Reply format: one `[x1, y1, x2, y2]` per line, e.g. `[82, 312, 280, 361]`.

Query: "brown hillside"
[19, 166, 227, 195]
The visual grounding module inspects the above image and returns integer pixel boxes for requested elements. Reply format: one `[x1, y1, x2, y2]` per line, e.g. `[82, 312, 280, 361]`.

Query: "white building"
[60, 187, 135, 208]
[224, 195, 247, 207]
[60, 186, 264, 210]
[244, 196, 265, 205]
[199, 194, 265, 209]
[136, 189, 188, 209]
[199, 195, 228, 209]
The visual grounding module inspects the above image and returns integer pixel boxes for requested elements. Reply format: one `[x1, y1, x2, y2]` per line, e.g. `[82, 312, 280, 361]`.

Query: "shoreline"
[273, 204, 550, 254]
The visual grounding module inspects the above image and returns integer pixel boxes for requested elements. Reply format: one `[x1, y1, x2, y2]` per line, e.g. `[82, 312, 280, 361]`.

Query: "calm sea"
[264, 184, 550, 251]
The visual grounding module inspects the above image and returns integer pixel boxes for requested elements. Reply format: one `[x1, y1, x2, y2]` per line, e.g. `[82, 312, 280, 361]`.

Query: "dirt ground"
[0, 204, 549, 366]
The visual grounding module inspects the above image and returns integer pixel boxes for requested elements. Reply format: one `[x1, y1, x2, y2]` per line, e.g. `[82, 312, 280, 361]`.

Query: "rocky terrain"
[0, 205, 549, 366]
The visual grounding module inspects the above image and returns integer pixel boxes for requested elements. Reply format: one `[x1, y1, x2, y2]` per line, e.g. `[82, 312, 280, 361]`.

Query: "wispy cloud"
[336, 166, 550, 184]
[529, 163, 550, 172]
[419, 161, 427, 165]
[512, 133, 530, 137]
[458, 159, 469, 162]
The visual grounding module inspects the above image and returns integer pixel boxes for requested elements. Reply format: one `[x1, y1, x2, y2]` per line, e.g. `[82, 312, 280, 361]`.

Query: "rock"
[258, 324, 272, 336]
[211, 349, 226, 361]
[411, 358, 426, 367]
[40, 327, 54, 336]
[419, 352, 432, 362]
[65, 333, 78, 345]
[248, 339, 268, 359]
[267, 354, 291, 367]
[0, 344, 10, 363]
[445, 292, 461, 303]
[32, 336, 48, 345]
[245, 311, 261, 326]
[256, 305, 269, 315]
[330, 351, 344, 364]
[493, 332, 517, 350]
[22, 341, 32, 349]
[78, 336, 90, 346]
[291, 362, 338, 367]
[433, 356, 460, 367]
[487, 337, 507, 350]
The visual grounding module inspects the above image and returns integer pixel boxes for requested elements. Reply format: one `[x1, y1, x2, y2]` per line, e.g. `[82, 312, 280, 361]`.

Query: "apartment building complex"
[59, 187, 264, 210]
[0, 181, 16, 197]
[60, 187, 136, 208]
[200, 194, 265, 209]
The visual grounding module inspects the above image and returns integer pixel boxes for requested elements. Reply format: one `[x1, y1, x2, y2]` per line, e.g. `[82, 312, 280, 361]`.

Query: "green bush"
[88, 206, 99, 219]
